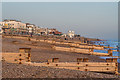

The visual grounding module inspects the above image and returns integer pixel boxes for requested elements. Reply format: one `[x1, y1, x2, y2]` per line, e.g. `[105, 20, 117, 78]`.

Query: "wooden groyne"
[2, 52, 30, 64]
[5, 36, 118, 51]
[2, 48, 31, 64]
[3, 35, 119, 57]
[2, 48, 119, 74]
[44, 40, 105, 50]
[3, 35, 111, 50]
[53, 46, 113, 56]
[26, 58, 118, 74]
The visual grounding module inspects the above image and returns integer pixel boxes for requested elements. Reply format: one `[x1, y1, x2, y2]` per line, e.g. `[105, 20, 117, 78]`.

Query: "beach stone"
[2, 37, 120, 78]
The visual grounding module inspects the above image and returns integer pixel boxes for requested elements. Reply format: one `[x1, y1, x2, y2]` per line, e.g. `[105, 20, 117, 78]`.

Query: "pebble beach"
[2, 36, 120, 78]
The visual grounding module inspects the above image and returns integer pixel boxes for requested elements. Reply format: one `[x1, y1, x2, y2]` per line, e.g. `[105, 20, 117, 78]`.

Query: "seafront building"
[0, 19, 63, 36]
[36, 28, 49, 35]
[0, 25, 3, 34]
[35, 28, 62, 36]
[0, 19, 78, 39]
[0, 20, 27, 34]
[67, 30, 75, 38]
[0, 20, 26, 29]
[26, 23, 38, 35]
[48, 28, 62, 35]
[0, 19, 86, 42]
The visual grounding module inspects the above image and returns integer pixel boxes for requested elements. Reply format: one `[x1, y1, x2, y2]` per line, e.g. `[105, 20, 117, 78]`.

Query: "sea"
[93, 40, 120, 63]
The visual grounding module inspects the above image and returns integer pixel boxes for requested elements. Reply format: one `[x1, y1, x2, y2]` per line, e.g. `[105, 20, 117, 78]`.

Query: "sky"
[2, 2, 118, 40]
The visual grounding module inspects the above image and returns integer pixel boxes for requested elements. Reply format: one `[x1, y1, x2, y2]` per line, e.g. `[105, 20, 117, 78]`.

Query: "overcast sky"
[2, 2, 118, 40]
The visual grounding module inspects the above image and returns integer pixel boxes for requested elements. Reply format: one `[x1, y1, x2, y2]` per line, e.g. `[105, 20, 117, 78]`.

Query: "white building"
[26, 23, 38, 34]
[36, 27, 49, 35]
[67, 30, 75, 38]
[0, 20, 26, 29]
[0, 20, 27, 34]
[0, 25, 3, 34]
[61, 34, 67, 37]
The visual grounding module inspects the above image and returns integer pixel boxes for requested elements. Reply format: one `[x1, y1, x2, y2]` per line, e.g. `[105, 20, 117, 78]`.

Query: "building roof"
[26, 23, 35, 26]
[54, 31, 62, 34]
[3, 19, 21, 22]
